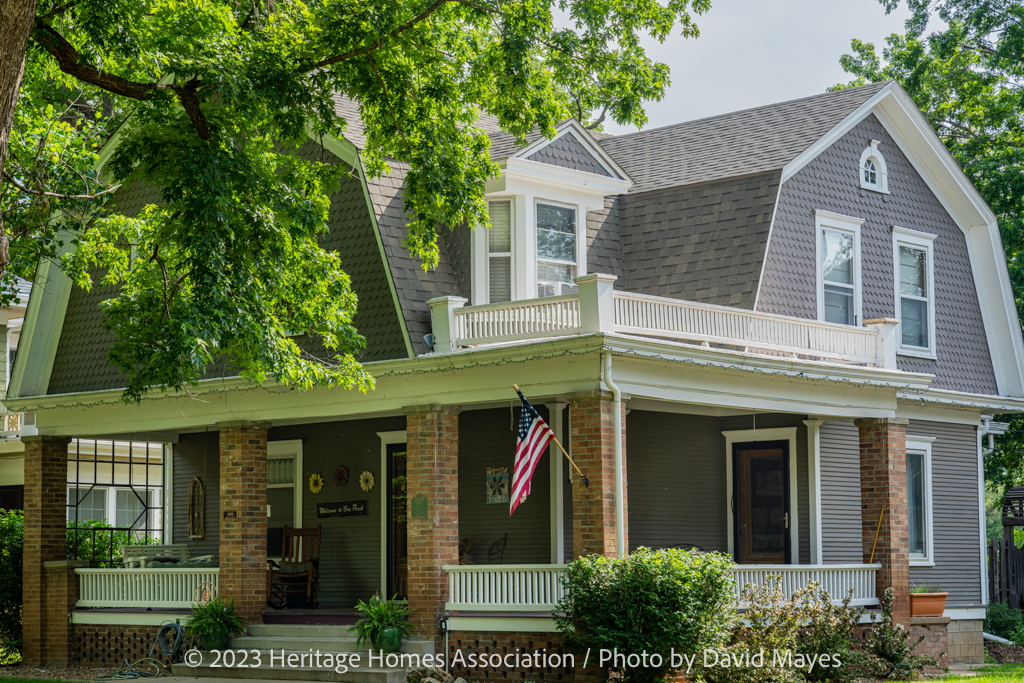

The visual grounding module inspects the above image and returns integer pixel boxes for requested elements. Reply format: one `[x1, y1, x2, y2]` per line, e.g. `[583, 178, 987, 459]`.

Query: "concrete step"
[230, 636, 433, 657]
[171, 651, 408, 683]
[247, 624, 358, 639]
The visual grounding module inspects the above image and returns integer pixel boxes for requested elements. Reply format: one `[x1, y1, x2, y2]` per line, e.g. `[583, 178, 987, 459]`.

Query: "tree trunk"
[0, 0, 42, 274]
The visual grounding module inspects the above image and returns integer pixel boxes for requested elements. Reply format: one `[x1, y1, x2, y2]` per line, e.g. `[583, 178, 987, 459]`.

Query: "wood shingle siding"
[760, 114, 998, 395]
[526, 132, 611, 176]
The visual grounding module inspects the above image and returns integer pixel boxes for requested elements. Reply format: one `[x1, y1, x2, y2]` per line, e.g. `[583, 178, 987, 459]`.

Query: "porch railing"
[429, 274, 894, 367]
[75, 567, 219, 608]
[442, 563, 880, 611]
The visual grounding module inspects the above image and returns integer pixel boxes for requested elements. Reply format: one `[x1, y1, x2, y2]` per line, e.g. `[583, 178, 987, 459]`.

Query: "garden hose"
[149, 621, 186, 660]
[95, 657, 170, 679]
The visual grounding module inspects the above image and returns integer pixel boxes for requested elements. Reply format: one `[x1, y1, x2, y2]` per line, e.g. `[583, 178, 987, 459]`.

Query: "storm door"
[386, 442, 408, 599]
[733, 441, 790, 564]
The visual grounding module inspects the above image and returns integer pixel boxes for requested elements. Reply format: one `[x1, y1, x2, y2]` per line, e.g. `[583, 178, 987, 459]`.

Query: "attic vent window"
[859, 140, 889, 193]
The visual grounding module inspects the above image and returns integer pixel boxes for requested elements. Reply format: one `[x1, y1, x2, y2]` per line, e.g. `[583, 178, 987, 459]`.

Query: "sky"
[602, 0, 916, 135]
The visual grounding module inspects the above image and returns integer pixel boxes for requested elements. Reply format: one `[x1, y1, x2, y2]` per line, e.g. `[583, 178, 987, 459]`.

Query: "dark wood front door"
[734, 442, 789, 564]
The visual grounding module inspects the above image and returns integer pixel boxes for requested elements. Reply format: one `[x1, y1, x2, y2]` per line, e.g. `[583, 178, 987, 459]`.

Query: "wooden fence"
[988, 535, 1024, 610]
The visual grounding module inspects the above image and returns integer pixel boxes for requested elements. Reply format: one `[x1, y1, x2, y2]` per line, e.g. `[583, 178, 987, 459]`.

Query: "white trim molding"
[378, 430, 407, 596]
[892, 226, 938, 360]
[722, 426, 800, 565]
[814, 210, 865, 327]
[905, 434, 936, 567]
[268, 439, 304, 528]
[803, 419, 824, 564]
[859, 140, 889, 194]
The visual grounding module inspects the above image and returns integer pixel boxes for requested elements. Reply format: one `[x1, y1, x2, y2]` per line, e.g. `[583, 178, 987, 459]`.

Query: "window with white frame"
[892, 226, 936, 357]
[116, 488, 157, 530]
[535, 201, 578, 298]
[859, 140, 888, 193]
[815, 210, 863, 327]
[67, 487, 107, 523]
[906, 436, 934, 565]
[487, 201, 513, 303]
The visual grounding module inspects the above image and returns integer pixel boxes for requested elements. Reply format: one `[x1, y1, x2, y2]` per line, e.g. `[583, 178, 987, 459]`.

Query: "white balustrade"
[443, 564, 568, 611]
[454, 295, 581, 346]
[613, 291, 878, 364]
[443, 563, 879, 611]
[76, 567, 219, 608]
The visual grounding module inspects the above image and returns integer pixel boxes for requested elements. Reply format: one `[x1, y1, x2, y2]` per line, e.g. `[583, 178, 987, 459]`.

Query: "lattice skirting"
[74, 625, 173, 667]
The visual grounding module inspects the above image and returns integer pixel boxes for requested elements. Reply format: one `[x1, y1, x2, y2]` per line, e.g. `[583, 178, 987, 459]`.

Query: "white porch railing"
[443, 563, 880, 611]
[428, 274, 896, 367]
[75, 567, 219, 608]
[443, 564, 567, 611]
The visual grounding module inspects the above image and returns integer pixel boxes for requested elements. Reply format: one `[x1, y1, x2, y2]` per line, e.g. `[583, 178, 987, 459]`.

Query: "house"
[9, 80, 1021, 674]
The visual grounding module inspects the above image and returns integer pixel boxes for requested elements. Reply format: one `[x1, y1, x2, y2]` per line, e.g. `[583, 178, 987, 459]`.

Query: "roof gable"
[512, 121, 629, 181]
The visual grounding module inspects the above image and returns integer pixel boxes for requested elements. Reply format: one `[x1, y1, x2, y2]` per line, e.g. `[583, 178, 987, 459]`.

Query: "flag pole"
[513, 385, 589, 487]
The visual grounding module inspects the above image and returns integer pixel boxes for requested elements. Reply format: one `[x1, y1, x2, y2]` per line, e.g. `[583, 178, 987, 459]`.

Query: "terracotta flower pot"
[909, 592, 948, 617]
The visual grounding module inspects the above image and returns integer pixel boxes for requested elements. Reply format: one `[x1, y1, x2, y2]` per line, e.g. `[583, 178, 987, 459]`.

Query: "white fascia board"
[897, 387, 1024, 413]
[9, 251, 73, 400]
[512, 119, 632, 184]
[504, 157, 632, 196]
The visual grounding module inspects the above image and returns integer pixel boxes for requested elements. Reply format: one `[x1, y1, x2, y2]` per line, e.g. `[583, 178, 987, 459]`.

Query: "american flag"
[510, 387, 555, 516]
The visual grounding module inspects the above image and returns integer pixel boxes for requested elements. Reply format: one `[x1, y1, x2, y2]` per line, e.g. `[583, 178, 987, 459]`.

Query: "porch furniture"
[267, 525, 322, 609]
[121, 543, 192, 568]
[488, 533, 508, 564]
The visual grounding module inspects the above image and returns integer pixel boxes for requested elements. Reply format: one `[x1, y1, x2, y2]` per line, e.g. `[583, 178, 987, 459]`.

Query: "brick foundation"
[22, 435, 73, 666]
[910, 616, 950, 673]
[74, 624, 174, 667]
[447, 631, 569, 683]
[404, 405, 460, 645]
[217, 421, 269, 626]
[566, 391, 626, 559]
[855, 418, 910, 625]
[948, 618, 984, 665]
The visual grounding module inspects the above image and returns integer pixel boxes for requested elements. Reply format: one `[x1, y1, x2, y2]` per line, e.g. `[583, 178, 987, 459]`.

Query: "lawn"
[940, 664, 1024, 681]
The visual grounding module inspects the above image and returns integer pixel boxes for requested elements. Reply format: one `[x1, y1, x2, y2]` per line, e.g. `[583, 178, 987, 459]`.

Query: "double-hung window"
[487, 201, 513, 303]
[892, 227, 936, 357]
[67, 487, 107, 523]
[536, 201, 578, 298]
[905, 436, 934, 565]
[815, 210, 863, 326]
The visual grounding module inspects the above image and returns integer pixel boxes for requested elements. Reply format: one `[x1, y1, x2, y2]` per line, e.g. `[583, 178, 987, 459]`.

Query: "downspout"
[602, 352, 624, 557]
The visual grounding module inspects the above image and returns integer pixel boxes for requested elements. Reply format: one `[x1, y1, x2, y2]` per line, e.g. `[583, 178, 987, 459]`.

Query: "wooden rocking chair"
[267, 525, 322, 609]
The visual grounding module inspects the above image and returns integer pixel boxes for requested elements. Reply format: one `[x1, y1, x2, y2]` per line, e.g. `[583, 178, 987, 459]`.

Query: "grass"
[940, 664, 1024, 681]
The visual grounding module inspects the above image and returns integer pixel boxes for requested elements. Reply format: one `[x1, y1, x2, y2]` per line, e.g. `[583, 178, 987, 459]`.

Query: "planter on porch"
[909, 592, 948, 617]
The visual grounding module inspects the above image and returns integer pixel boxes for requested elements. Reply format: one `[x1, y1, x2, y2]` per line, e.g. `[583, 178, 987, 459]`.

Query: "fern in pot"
[351, 594, 414, 652]
[185, 598, 244, 650]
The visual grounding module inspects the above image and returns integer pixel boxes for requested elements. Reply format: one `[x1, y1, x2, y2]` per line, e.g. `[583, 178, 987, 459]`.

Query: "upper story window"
[536, 201, 578, 298]
[815, 210, 863, 327]
[892, 226, 937, 358]
[859, 140, 889, 193]
[487, 201, 513, 303]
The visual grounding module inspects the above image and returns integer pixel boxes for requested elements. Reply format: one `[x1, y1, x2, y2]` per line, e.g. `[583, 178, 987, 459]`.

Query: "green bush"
[67, 520, 159, 567]
[554, 547, 736, 683]
[184, 598, 243, 650]
[796, 586, 873, 683]
[865, 588, 936, 680]
[0, 510, 23, 653]
[985, 602, 1023, 640]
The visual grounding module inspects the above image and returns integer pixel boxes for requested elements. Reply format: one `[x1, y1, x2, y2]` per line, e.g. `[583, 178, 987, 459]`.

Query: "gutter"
[602, 351, 624, 557]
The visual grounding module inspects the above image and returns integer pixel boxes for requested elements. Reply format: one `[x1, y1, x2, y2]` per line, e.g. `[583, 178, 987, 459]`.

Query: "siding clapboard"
[172, 431, 220, 560]
[819, 420, 862, 563]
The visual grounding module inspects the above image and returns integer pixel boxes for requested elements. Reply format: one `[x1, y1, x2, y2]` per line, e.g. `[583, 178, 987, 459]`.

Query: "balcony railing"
[442, 564, 880, 612]
[75, 567, 219, 609]
[428, 274, 897, 367]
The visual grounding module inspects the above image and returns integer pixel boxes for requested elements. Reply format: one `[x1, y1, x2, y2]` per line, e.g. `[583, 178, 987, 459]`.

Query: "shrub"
[796, 586, 872, 683]
[985, 602, 1023, 640]
[555, 547, 736, 683]
[184, 598, 243, 650]
[0, 510, 23, 654]
[67, 520, 159, 567]
[865, 588, 937, 679]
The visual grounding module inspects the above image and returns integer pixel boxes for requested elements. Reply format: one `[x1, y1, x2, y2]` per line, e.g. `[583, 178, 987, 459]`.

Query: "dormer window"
[536, 201, 578, 297]
[859, 140, 889, 193]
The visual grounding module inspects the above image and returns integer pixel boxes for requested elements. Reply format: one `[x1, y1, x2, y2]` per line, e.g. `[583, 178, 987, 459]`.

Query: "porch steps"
[231, 624, 432, 656]
[170, 659, 406, 683]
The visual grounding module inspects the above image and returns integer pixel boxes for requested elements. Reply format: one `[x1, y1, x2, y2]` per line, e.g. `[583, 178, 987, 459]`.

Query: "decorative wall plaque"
[411, 493, 428, 518]
[359, 470, 375, 492]
[316, 500, 368, 518]
[309, 472, 324, 494]
[334, 465, 350, 487]
[486, 466, 510, 505]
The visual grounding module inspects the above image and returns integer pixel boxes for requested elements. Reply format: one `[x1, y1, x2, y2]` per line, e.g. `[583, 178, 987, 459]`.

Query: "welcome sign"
[316, 500, 368, 518]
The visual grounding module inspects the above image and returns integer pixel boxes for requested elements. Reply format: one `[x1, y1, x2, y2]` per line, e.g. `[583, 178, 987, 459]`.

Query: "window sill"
[898, 347, 937, 361]
[910, 559, 935, 568]
[859, 184, 890, 195]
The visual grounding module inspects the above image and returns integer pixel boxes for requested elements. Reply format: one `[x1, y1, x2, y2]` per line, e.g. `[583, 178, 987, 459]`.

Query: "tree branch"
[3, 171, 121, 199]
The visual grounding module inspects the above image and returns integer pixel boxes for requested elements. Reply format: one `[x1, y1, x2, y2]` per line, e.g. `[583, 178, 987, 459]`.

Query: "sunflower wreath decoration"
[309, 472, 324, 494]
[359, 470, 375, 492]
[334, 465, 350, 487]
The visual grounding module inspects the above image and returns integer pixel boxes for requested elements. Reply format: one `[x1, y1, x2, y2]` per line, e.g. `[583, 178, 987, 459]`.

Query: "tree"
[0, 0, 711, 402]
[835, 0, 1024, 494]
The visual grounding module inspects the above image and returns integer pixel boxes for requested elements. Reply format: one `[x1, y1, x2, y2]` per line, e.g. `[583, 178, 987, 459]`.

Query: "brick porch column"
[22, 435, 72, 666]
[567, 391, 627, 559]
[403, 404, 460, 645]
[855, 417, 911, 625]
[217, 421, 269, 626]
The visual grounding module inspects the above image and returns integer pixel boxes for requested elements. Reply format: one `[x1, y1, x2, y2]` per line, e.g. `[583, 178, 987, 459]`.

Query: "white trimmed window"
[535, 200, 579, 298]
[906, 435, 935, 566]
[67, 487, 107, 523]
[859, 140, 888, 193]
[892, 226, 937, 358]
[815, 210, 863, 327]
[487, 200, 513, 303]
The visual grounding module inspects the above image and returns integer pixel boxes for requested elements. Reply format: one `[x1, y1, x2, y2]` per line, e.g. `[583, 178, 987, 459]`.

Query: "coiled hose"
[95, 621, 186, 680]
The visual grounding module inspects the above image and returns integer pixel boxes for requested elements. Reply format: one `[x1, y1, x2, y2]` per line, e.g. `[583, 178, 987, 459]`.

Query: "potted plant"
[909, 585, 948, 617]
[351, 593, 414, 652]
[185, 598, 244, 650]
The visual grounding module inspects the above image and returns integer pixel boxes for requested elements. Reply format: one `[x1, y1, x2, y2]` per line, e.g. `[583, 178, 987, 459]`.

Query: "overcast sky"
[602, 0, 916, 135]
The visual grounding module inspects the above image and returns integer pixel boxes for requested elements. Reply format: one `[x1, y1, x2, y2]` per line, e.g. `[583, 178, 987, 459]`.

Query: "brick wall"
[404, 405, 459, 643]
[75, 624, 173, 667]
[948, 618, 983, 665]
[910, 616, 950, 673]
[567, 392, 626, 558]
[447, 631, 570, 683]
[217, 421, 269, 625]
[855, 418, 910, 624]
[22, 436, 73, 665]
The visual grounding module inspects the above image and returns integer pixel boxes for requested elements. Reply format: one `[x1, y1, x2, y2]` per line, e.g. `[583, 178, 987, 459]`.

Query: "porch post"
[855, 417, 911, 624]
[21, 435, 73, 666]
[403, 404, 460, 646]
[217, 420, 269, 626]
[566, 391, 627, 558]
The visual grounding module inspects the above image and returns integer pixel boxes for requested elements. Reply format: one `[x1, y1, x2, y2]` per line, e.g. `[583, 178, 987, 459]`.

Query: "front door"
[733, 442, 789, 564]
[386, 443, 408, 599]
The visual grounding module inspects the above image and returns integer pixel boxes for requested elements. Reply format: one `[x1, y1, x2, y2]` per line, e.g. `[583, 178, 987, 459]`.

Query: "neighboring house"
[9, 81, 1022, 672]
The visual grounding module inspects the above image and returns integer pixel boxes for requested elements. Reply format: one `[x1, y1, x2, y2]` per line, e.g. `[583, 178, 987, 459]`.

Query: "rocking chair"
[267, 524, 322, 609]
